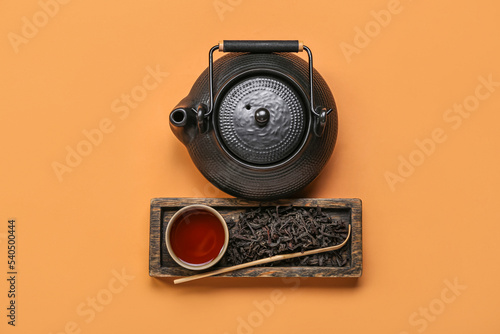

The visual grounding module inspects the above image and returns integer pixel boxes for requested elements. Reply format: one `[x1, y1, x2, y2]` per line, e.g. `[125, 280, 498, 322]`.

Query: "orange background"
[1, 0, 499, 333]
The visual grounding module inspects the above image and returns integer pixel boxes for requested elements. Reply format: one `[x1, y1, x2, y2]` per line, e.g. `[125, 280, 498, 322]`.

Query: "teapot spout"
[169, 106, 197, 146]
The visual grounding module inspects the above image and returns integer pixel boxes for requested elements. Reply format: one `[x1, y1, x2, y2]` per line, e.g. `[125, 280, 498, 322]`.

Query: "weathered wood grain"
[149, 198, 362, 278]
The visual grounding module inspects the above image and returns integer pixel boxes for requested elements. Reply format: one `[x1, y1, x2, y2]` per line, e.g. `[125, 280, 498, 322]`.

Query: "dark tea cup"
[166, 205, 229, 270]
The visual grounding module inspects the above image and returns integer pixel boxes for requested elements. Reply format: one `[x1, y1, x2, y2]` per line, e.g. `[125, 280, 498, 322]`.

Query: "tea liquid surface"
[169, 210, 225, 266]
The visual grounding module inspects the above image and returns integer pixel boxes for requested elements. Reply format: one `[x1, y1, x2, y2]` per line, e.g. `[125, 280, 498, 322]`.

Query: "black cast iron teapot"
[170, 40, 338, 200]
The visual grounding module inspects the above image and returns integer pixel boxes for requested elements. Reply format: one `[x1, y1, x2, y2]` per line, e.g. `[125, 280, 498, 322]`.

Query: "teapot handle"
[201, 40, 334, 136]
[219, 40, 303, 53]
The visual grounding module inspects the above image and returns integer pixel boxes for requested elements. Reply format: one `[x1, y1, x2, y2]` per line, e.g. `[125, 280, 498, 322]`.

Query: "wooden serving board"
[149, 198, 362, 278]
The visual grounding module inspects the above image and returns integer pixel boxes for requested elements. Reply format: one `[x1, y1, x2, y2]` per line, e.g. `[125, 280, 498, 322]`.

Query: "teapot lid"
[217, 76, 307, 165]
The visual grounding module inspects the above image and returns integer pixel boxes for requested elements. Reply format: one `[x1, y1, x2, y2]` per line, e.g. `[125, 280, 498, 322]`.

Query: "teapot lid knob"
[254, 108, 270, 126]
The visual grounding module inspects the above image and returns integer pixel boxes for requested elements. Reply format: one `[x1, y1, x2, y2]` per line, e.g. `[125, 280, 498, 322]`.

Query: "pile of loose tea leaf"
[221, 206, 350, 267]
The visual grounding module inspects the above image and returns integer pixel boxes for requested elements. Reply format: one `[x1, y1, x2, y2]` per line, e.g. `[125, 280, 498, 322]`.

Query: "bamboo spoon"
[174, 224, 351, 284]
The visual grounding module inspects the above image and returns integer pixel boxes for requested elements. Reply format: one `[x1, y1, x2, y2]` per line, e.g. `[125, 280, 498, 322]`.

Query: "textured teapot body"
[170, 51, 338, 200]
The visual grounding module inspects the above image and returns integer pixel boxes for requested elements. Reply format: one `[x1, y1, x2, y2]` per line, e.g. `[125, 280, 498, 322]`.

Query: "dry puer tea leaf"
[220, 206, 350, 267]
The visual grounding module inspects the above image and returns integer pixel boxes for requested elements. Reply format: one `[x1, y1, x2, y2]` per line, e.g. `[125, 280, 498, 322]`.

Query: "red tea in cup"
[167, 205, 228, 269]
